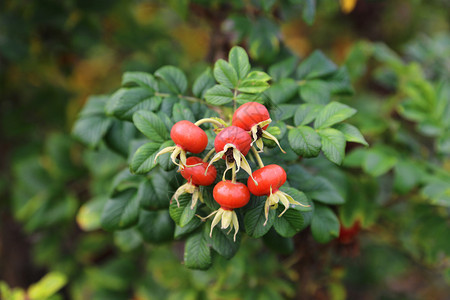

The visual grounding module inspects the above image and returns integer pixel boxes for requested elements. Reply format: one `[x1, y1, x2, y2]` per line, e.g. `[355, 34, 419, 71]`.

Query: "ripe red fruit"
[232, 102, 270, 131]
[214, 126, 252, 156]
[181, 157, 216, 186]
[171, 120, 208, 153]
[213, 180, 250, 210]
[247, 164, 286, 196]
[338, 220, 361, 244]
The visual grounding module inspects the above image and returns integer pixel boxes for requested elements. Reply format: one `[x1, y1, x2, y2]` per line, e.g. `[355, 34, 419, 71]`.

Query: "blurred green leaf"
[299, 80, 330, 104]
[333, 123, 368, 146]
[318, 128, 346, 165]
[311, 203, 339, 243]
[294, 103, 323, 126]
[138, 210, 175, 243]
[155, 66, 188, 94]
[28, 272, 67, 300]
[101, 189, 140, 231]
[193, 68, 215, 98]
[273, 208, 304, 237]
[184, 230, 212, 270]
[297, 50, 337, 79]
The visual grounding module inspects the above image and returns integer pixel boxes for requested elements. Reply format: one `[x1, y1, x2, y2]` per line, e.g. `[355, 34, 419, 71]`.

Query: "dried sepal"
[172, 182, 197, 207]
[263, 187, 310, 224]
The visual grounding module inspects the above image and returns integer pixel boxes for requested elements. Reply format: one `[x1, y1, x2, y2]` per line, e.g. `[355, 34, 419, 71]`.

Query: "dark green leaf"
[104, 120, 137, 157]
[122, 72, 158, 90]
[299, 80, 330, 104]
[297, 50, 336, 79]
[155, 66, 188, 94]
[299, 176, 345, 205]
[172, 103, 195, 123]
[106, 88, 161, 121]
[132, 110, 168, 142]
[265, 78, 298, 104]
[268, 56, 298, 81]
[273, 207, 304, 238]
[318, 128, 346, 165]
[174, 217, 202, 239]
[129, 143, 160, 174]
[294, 103, 323, 126]
[314, 102, 357, 129]
[244, 200, 275, 238]
[262, 228, 294, 254]
[137, 210, 175, 243]
[311, 203, 339, 243]
[192, 68, 215, 98]
[279, 187, 312, 211]
[213, 59, 238, 89]
[205, 85, 233, 105]
[229, 46, 250, 80]
[206, 222, 240, 259]
[101, 189, 140, 231]
[184, 230, 212, 270]
[137, 177, 170, 210]
[302, 0, 316, 25]
[169, 194, 196, 227]
[323, 67, 354, 95]
[288, 126, 322, 157]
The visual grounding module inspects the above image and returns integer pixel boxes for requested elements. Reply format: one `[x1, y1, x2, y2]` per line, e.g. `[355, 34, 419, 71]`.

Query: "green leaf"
[362, 148, 397, 177]
[237, 80, 270, 94]
[132, 110, 168, 142]
[137, 177, 170, 210]
[122, 72, 158, 90]
[393, 160, 421, 194]
[192, 68, 215, 98]
[268, 56, 298, 81]
[107, 88, 162, 121]
[244, 200, 275, 238]
[184, 230, 212, 270]
[299, 80, 330, 104]
[213, 59, 238, 89]
[265, 78, 298, 104]
[273, 207, 304, 238]
[294, 103, 323, 126]
[205, 85, 233, 105]
[76, 196, 108, 231]
[229, 46, 250, 80]
[236, 93, 263, 105]
[169, 194, 196, 227]
[174, 217, 202, 239]
[172, 103, 195, 123]
[28, 272, 67, 300]
[155, 66, 187, 94]
[297, 50, 336, 79]
[72, 96, 112, 148]
[104, 120, 137, 157]
[279, 187, 312, 211]
[314, 102, 357, 129]
[323, 67, 354, 95]
[288, 126, 322, 157]
[137, 210, 175, 243]
[270, 104, 298, 121]
[299, 176, 345, 205]
[311, 203, 340, 243]
[114, 228, 143, 252]
[129, 143, 160, 174]
[262, 229, 294, 254]
[206, 222, 240, 259]
[333, 123, 368, 146]
[101, 189, 140, 231]
[302, 0, 316, 26]
[422, 180, 450, 207]
[318, 128, 346, 165]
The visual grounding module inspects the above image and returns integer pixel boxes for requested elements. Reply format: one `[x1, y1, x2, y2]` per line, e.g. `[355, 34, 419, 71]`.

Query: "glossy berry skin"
[170, 120, 208, 153]
[213, 180, 250, 210]
[232, 102, 270, 131]
[181, 157, 217, 186]
[247, 164, 287, 196]
[214, 126, 252, 156]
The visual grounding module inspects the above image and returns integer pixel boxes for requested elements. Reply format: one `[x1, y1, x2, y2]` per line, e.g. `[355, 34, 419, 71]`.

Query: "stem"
[203, 148, 216, 162]
[195, 118, 225, 127]
[251, 147, 265, 168]
[286, 125, 295, 129]
[231, 163, 236, 183]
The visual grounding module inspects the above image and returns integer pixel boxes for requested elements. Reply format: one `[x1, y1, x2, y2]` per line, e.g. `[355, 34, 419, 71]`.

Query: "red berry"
[247, 164, 287, 196]
[338, 220, 361, 244]
[181, 157, 217, 186]
[232, 102, 270, 131]
[170, 121, 208, 153]
[213, 180, 250, 210]
[214, 126, 252, 156]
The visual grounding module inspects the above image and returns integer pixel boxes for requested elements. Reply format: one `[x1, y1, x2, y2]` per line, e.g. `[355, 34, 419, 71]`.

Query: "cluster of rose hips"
[155, 102, 309, 241]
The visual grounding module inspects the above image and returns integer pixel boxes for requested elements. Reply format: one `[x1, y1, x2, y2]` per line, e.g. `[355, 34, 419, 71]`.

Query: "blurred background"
[1, 0, 449, 299]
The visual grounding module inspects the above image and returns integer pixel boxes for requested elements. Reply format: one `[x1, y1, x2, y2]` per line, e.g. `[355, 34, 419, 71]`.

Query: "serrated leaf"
[288, 126, 322, 157]
[236, 93, 263, 105]
[155, 66, 188, 94]
[323, 67, 354, 95]
[311, 203, 339, 243]
[237, 80, 270, 94]
[192, 68, 215, 98]
[265, 78, 298, 104]
[318, 128, 346, 165]
[297, 50, 337, 79]
[244, 200, 275, 238]
[169, 194, 196, 227]
[268, 56, 298, 81]
[314, 102, 357, 129]
[229, 46, 250, 80]
[294, 103, 323, 126]
[137, 210, 175, 243]
[299, 176, 345, 205]
[132, 110, 168, 142]
[174, 217, 202, 239]
[206, 222, 240, 259]
[172, 102, 195, 123]
[122, 72, 158, 90]
[137, 177, 170, 210]
[205, 85, 233, 105]
[184, 230, 212, 270]
[72, 96, 112, 148]
[101, 189, 140, 231]
[130, 143, 160, 174]
[107, 88, 161, 121]
[273, 208, 304, 237]
[279, 187, 312, 211]
[214, 59, 238, 89]
[333, 123, 368, 146]
[299, 80, 330, 104]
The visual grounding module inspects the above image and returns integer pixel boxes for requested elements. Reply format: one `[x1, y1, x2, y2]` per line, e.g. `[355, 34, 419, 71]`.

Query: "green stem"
[251, 147, 265, 168]
[286, 125, 295, 129]
[202, 148, 216, 162]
